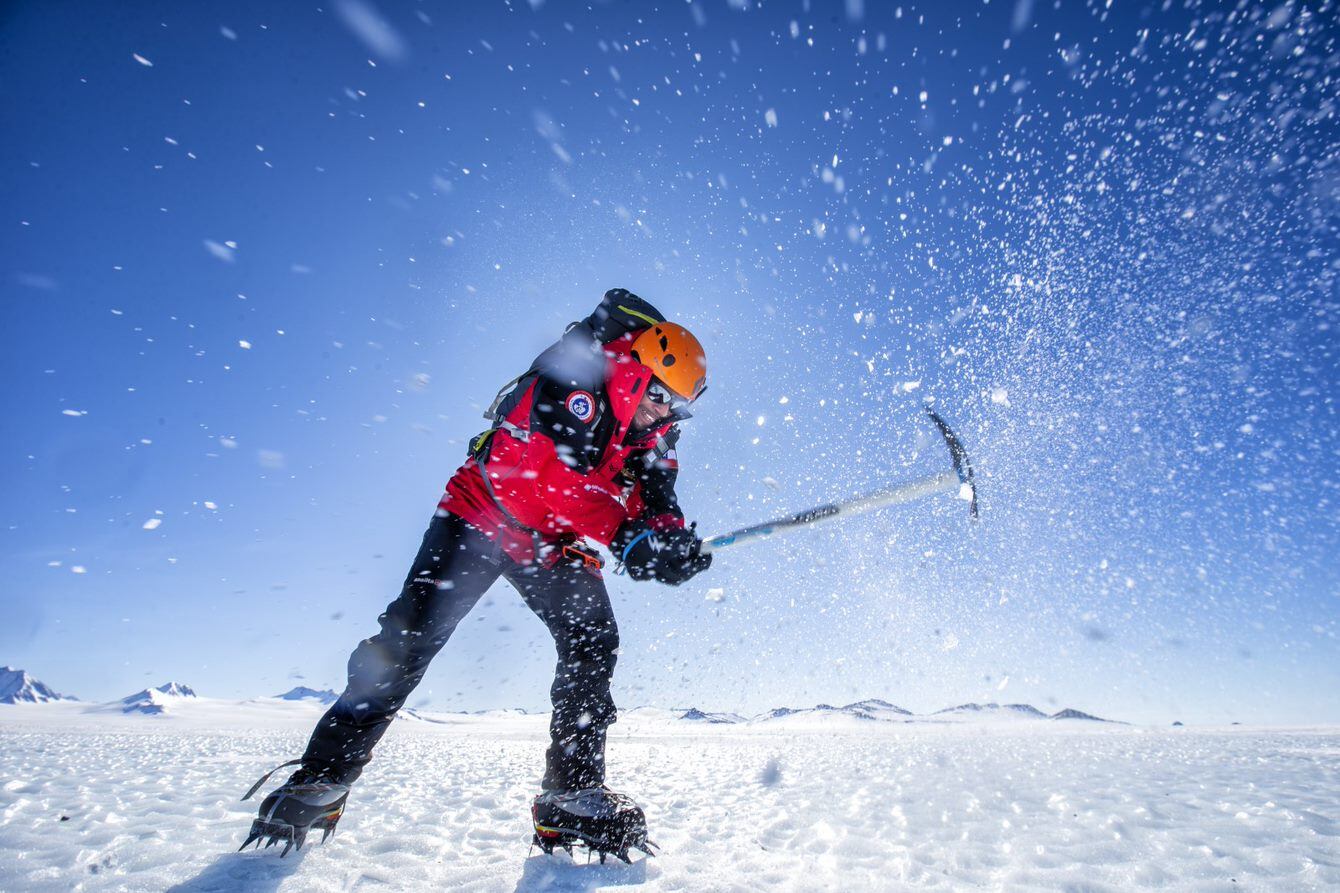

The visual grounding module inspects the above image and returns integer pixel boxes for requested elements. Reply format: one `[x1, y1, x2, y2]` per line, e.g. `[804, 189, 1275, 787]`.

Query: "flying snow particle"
[901, 380, 921, 393]
[258, 449, 285, 469]
[17, 273, 58, 291]
[333, 0, 408, 63]
[1011, 0, 1034, 33]
[71, 566, 87, 575]
[133, 53, 154, 67]
[203, 501, 218, 510]
[220, 26, 237, 40]
[204, 240, 235, 263]
[705, 588, 725, 602]
[238, 340, 252, 350]
[61, 409, 85, 417]
[990, 387, 1011, 406]
[764, 108, 778, 128]
[941, 632, 960, 651]
[997, 675, 1010, 691]
[142, 518, 162, 530]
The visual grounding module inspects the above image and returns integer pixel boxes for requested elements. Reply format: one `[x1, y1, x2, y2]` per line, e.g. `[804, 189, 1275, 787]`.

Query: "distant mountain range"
[1, 666, 1120, 724]
[679, 700, 1119, 724]
[0, 666, 76, 704]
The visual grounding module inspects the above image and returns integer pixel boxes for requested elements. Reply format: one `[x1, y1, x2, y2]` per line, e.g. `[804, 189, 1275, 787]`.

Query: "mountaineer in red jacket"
[241, 290, 711, 861]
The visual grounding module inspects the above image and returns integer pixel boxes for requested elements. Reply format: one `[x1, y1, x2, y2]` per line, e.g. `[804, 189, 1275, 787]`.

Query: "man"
[241, 289, 712, 861]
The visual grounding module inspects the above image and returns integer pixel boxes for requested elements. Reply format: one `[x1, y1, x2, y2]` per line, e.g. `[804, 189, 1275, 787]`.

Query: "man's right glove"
[614, 520, 713, 586]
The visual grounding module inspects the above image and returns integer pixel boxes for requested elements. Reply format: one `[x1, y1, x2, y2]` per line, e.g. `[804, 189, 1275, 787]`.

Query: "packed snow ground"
[1, 702, 1337, 892]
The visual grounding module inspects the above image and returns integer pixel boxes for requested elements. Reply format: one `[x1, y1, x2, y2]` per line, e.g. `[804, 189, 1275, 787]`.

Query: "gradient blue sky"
[2, 0, 1336, 725]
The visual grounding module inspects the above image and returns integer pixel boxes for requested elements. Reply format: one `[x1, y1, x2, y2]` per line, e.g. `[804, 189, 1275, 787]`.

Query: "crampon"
[238, 759, 349, 857]
[531, 788, 657, 864]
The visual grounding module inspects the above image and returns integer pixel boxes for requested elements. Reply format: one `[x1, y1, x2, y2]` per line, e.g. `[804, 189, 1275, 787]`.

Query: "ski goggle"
[646, 378, 692, 410]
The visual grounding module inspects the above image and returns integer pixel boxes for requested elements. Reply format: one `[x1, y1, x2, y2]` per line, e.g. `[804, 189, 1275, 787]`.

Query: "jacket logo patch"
[565, 390, 596, 423]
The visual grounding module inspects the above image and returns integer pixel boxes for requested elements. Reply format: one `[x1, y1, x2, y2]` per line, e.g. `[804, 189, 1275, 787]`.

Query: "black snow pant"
[300, 511, 620, 792]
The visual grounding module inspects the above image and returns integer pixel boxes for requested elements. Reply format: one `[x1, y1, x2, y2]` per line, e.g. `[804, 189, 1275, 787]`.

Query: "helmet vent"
[663, 354, 676, 367]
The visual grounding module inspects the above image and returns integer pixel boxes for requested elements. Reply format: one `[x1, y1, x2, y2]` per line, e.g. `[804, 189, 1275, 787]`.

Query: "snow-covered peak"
[680, 707, 747, 724]
[1051, 708, 1113, 722]
[275, 686, 338, 704]
[153, 682, 197, 698]
[0, 666, 75, 704]
[936, 702, 1050, 718]
[842, 698, 913, 717]
[119, 682, 198, 715]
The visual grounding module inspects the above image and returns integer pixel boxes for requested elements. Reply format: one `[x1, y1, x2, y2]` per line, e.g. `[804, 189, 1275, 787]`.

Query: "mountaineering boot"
[531, 787, 656, 863]
[239, 760, 350, 857]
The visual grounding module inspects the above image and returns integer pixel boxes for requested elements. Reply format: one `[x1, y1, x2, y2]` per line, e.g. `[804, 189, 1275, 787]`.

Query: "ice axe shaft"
[699, 472, 962, 554]
[698, 408, 977, 556]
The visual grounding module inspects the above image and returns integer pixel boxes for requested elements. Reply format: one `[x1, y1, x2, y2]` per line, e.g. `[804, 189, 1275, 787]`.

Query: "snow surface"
[2, 701, 1337, 891]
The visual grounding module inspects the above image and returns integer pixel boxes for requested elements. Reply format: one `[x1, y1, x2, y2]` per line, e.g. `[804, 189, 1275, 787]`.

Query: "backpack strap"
[472, 289, 665, 462]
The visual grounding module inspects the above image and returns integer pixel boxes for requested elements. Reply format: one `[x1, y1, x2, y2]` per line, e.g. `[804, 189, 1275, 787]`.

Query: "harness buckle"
[561, 543, 605, 571]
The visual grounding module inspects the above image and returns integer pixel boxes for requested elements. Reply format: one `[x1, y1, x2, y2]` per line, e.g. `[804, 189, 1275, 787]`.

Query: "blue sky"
[2, 0, 1336, 725]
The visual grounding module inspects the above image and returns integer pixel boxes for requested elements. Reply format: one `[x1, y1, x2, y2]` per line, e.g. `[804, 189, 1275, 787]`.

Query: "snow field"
[1, 709, 1337, 891]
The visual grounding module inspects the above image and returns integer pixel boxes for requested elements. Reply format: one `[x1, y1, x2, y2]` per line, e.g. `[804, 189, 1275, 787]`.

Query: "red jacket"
[440, 333, 685, 566]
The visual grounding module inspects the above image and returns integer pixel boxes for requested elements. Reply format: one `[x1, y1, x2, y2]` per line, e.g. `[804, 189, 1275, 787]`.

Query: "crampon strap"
[242, 759, 303, 802]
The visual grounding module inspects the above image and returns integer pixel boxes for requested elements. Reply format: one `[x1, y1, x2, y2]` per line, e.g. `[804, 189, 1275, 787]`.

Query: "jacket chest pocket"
[593, 447, 635, 488]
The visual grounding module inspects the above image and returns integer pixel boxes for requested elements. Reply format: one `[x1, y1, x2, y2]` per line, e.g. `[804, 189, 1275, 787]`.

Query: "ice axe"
[698, 407, 978, 555]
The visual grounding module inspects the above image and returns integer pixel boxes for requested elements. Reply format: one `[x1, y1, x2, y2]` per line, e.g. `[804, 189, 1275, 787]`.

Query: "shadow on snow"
[514, 851, 650, 891]
[165, 849, 306, 893]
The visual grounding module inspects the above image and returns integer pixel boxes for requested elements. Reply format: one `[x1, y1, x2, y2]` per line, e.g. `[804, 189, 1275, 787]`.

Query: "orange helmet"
[630, 322, 707, 401]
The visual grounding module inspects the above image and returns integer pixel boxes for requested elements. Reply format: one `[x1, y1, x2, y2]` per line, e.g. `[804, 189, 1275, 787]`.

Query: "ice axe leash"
[697, 407, 978, 556]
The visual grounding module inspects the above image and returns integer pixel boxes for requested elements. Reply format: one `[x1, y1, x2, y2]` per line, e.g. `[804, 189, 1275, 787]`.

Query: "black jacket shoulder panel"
[530, 372, 611, 473]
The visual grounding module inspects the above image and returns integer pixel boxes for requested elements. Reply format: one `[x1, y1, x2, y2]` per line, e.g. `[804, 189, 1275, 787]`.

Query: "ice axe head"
[926, 407, 978, 519]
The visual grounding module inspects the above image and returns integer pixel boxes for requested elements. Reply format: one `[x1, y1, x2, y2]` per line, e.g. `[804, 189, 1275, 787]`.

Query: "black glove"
[654, 525, 712, 586]
[614, 520, 659, 582]
[613, 520, 713, 586]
